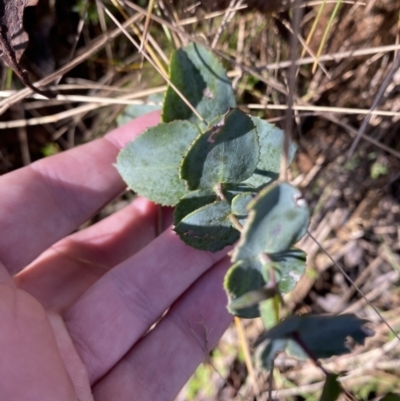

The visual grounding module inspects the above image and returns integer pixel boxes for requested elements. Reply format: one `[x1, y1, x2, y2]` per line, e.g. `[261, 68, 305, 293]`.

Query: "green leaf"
[231, 192, 255, 226]
[173, 189, 217, 226]
[116, 93, 163, 126]
[233, 182, 309, 261]
[116, 121, 199, 206]
[265, 248, 306, 295]
[222, 183, 256, 202]
[224, 258, 266, 318]
[243, 117, 297, 189]
[180, 109, 260, 190]
[174, 200, 240, 252]
[231, 192, 255, 216]
[229, 288, 277, 313]
[319, 374, 342, 401]
[224, 249, 305, 318]
[255, 314, 374, 370]
[255, 338, 287, 370]
[259, 298, 280, 329]
[162, 43, 236, 128]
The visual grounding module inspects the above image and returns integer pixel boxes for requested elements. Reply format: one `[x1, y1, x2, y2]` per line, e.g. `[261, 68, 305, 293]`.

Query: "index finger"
[0, 111, 160, 275]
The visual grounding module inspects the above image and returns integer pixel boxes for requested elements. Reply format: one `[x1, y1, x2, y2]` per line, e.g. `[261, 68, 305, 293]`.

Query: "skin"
[0, 111, 232, 401]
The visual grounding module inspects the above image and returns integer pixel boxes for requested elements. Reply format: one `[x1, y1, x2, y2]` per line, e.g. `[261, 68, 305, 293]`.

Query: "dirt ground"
[1, 0, 399, 400]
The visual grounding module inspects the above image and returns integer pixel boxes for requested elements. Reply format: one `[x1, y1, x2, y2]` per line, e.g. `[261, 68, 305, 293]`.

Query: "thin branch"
[247, 103, 400, 118]
[97, 0, 206, 125]
[0, 13, 144, 115]
[228, 214, 244, 232]
[211, 0, 244, 49]
[263, 44, 400, 70]
[291, 332, 331, 376]
[234, 317, 260, 397]
[307, 230, 400, 343]
[280, 0, 302, 182]
[347, 50, 400, 157]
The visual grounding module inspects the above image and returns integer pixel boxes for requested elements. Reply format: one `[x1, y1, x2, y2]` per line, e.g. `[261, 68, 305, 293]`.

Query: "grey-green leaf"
[243, 117, 297, 189]
[255, 314, 374, 369]
[173, 189, 216, 226]
[231, 192, 255, 225]
[225, 249, 304, 318]
[222, 183, 257, 205]
[180, 109, 260, 190]
[255, 338, 287, 371]
[162, 43, 236, 128]
[224, 258, 266, 318]
[265, 248, 306, 295]
[233, 182, 309, 261]
[229, 288, 276, 312]
[174, 200, 240, 251]
[231, 192, 254, 216]
[117, 93, 163, 126]
[116, 121, 199, 206]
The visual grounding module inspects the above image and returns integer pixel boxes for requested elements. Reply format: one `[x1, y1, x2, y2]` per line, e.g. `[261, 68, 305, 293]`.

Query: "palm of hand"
[0, 112, 231, 401]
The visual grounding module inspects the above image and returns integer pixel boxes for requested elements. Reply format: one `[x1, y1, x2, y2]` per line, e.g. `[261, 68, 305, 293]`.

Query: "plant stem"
[234, 316, 260, 396]
[214, 183, 226, 201]
[228, 214, 243, 231]
[268, 359, 274, 401]
[261, 253, 277, 287]
[215, 183, 244, 232]
[261, 253, 281, 321]
[292, 333, 356, 401]
[291, 332, 330, 376]
[280, 0, 302, 182]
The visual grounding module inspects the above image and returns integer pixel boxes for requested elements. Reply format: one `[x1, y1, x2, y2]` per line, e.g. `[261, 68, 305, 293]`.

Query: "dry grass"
[1, 0, 400, 399]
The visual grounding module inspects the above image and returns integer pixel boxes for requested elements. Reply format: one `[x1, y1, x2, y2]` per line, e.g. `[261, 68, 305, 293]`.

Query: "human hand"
[0, 111, 232, 401]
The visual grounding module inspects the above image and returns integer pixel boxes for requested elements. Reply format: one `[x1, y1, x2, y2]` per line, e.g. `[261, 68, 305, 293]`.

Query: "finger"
[15, 197, 171, 313]
[64, 229, 229, 384]
[0, 111, 160, 275]
[0, 263, 78, 401]
[93, 258, 232, 401]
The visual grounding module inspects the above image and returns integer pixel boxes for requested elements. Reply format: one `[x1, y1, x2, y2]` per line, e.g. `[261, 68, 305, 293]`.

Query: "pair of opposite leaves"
[115, 107, 304, 249]
[117, 42, 294, 209]
[116, 106, 310, 317]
